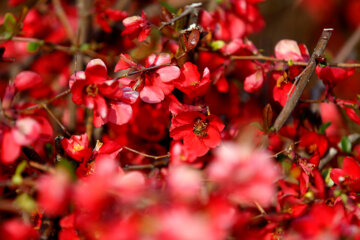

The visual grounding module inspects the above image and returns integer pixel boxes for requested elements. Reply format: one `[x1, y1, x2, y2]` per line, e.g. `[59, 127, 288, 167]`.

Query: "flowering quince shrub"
[1, 0, 360, 240]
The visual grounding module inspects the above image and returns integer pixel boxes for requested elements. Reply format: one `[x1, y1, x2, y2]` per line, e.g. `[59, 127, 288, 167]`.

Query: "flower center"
[86, 84, 99, 97]
[73, 143, 84, 152]
[193, 118, 208, 137]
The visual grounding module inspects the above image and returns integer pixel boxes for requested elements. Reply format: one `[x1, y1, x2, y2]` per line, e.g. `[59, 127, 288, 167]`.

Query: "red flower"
[70, 59, 138, 127]
[331, 156, 360, 192]
[61, 133, 92, 162]
[175, 62, 211, 99]
[315, 66, 354, 88]
[170, 111, 225, 156]
[273, 82, 294, 107]
[121, 11, 151, 42]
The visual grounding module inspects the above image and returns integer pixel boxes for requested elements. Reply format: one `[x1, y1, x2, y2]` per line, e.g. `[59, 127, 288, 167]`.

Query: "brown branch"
[158, 2, 202, 30]
[231, 55, 360, 68]
[335, 26, 360, 62]
[0, 36, 104, 59]
[19, 89, 71, 113]
[52, 0, 76, 44]
[272, 28, 333, 132]
[123, 146, 170, 160]
[122, 158, 169, 171]
[42, 104, 71, 137]
[28, 161, 55, 174]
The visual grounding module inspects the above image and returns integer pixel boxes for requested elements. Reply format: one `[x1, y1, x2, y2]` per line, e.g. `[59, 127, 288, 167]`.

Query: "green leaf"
[210, 40, 225, 51]
[319, 121, 331, 134]
[3, 13, 16, 33]
[340, 136, 352, 153]
[11, 160, 27, 185]
[14, 193, 37, 213]
[250, 121, 264, 131]
[287, 59, 294, 66]
[160, 2, 176, 14]
[26, 42, 41, 52]
[80, 43, 90, 51]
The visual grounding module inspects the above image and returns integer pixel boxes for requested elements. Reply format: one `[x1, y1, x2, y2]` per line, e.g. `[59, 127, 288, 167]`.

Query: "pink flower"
[207, 142, 279, 207]
[37, 168, 72, 216]
[140, 53, 180, 103]
[243, 70, 264, 93]
[274, 39, 309, 61]
[1, 117, 41, 164]
[70, 59, 138, 127]
[14, 71, 42, 91]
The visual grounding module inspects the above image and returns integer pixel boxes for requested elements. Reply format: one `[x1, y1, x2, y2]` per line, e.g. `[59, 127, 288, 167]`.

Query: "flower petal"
[1, 131, 21, 164]
[156, 66, 180, 83]
[140, 85, 164, 103]
[107, 102, 132, 125]
[85, 59, 108, 84]
[202, 126, 221, 148]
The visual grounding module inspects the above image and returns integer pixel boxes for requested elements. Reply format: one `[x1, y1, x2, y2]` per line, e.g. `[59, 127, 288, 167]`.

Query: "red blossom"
[121, 11, 151, 42]
[61, 133, 92, 162]
[13, 71, 42, 91]
[316, 65, 355, 88]
[170, 111, 225, 157]
[175, 62, 211, 99]
[331, 157, 360, 192]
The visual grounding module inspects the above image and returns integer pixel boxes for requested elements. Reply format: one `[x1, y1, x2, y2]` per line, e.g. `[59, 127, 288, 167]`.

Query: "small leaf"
[11, 160, 27, 185]
[4, 13, 16, 33]
[319, 121, 331, 134]
[287, 59, 294, 66]
[186, 29, 200, 51]
[26, 42, 41, 52]
[14, 193, 37, 213]
[210, 40, 225, 51]
[160, 2, 176, 15]
[340, 136, 352, 153]
[263, 104, 273, 131]
[250, 121, 264, 131]
[80, 43, 90, 51]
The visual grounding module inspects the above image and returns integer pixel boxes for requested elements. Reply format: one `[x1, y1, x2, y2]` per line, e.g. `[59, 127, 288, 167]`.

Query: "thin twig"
[42, 104, 71, 137]
[123, 158, 169, 170]
[272, 28, 333, 132]
[52, 0, 76, 44]
[113, 63, 170, 79]
[28, 161, 55, 174]
[254, 201, 267, 215]
[158, 2, 202, 30]
[231, 55, 360, 68]
[0, 36, 104, 59]
[123, 146, 170, 160]
[19, 89, 71, 113]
